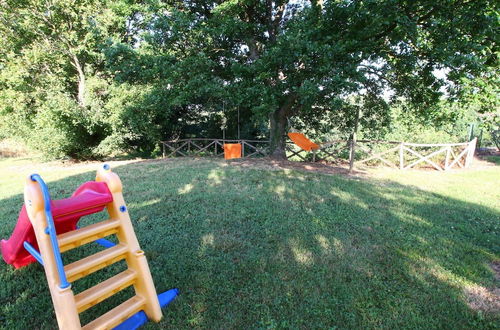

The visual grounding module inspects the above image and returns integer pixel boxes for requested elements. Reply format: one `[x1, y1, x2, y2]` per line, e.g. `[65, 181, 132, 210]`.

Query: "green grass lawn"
[0, 156, 499, 329]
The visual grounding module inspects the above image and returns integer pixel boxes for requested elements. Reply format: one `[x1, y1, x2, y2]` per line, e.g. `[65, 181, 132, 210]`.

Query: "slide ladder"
[16, 165, 176, 329]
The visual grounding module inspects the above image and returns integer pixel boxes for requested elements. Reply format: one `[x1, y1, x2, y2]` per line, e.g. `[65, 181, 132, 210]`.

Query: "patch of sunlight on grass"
[198, 233, 215, 256]
[129, 198, 161, 208]
[282, 169, 306, 181]
[311, 217, 323, 225]
[207, 169, 224, 185]
[401, 214, 433, 226]
[291, 247, 314, 265]
[274, 184, 286, 196]
[412, 254, 500, 315]
[178, 183, 194, 194]
[328, 189, 356, 201]
[331, 237, 345, 255]
[315, 234, 330, 253]
[404, 252, 465, 288]
[426, 258, 464, 286]
[289, 238, 314, 266]
[201, 233, 215, 247]
[368, 165, 500, 208]
[415, 236, 429, 245]
[330, 189, 369, 210]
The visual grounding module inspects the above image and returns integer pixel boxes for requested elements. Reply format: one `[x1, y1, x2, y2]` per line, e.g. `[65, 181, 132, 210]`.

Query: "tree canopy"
[0, 0, 498, 159]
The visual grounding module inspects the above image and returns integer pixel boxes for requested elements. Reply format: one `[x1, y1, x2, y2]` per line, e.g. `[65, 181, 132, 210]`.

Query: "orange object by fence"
[287, 133, 320, 151]
[223, 143, 242, 159]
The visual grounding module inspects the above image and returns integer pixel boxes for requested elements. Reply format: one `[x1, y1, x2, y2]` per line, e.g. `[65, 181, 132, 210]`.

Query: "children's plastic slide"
[1, 166, 178, 329]
[1, 181, 113, 268]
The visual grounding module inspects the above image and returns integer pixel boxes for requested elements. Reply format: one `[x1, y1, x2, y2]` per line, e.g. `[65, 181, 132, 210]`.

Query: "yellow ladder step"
[65, 244, 128, 282]
[82, 295, 146, 330]
[75, 269, 137, 313]
[58, 219, 121, 253]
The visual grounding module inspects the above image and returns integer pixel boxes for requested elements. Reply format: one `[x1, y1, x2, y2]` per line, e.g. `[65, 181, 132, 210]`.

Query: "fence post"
[162, 143, 165, 158]
[241, 141, 245, 158]
[444, 147, 451, 170]
[348, 138, 356, 172]
[349, 108, 360, 173]
[399, 143, 404, 169]
[465, 137, 477, 168]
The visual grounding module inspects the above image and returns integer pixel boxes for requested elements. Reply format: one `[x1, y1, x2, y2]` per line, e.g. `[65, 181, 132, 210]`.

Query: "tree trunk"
[269, 93, 299, 159]
[71, 54, 86, 107]
[269, 107, 288, 159]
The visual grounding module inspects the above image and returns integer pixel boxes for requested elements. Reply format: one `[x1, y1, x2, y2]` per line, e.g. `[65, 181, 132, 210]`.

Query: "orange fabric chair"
[287, 132, 320, 151]
[223, 143, 242, 159]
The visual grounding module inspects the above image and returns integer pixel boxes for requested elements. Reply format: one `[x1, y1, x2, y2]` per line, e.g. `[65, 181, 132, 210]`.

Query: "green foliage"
[0, 0, 151, 159]
[31, 93, 92, 159]
[109, 0, 497, 156]
[375, 104, 463, 143]
[0, 0, 497, 159]
[100, 83, 174, 155]
[454, 71, 500, 147]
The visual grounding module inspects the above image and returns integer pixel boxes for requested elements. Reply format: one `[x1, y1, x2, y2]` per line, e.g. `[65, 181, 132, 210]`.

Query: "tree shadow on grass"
[0, 158, 498, 329]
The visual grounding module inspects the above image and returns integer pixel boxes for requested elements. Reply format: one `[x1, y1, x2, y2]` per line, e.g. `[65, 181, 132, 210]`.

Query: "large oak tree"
[129, 0, 497, 158]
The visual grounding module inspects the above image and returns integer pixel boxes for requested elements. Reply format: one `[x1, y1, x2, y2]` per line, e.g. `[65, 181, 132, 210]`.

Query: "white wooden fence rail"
[160, 138, 477, 171]
[353, 138, 477, 171]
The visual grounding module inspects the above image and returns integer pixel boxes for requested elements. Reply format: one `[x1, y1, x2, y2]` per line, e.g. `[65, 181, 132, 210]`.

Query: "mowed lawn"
[0, 156, 499, 329]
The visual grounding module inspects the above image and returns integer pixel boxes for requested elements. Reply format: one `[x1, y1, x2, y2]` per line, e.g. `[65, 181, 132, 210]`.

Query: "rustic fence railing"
[160, 137, 477, 171]
[354, 138, 477, 171]
[160, 138, 270, 159]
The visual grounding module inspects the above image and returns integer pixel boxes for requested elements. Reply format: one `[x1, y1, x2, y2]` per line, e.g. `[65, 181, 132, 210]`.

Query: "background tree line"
[0, 0, 498, 159]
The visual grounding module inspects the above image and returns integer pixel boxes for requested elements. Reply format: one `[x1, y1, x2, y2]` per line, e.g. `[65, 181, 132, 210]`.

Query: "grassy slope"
[0, 157, 498, 329]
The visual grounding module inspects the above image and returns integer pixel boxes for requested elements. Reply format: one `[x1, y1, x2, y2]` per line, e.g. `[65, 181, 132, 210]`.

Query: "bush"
[98, 83, 164, 156]
[28, 93, 106, 159]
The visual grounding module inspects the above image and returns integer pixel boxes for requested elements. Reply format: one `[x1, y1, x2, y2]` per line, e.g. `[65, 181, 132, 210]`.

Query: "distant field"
[0, 156, 498, 329]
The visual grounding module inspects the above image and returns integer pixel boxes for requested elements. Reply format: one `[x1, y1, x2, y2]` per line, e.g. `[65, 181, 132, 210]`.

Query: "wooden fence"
[160, 137, 477, 171]
[161, 138, 269, 159]
[354, 138, 477, 171]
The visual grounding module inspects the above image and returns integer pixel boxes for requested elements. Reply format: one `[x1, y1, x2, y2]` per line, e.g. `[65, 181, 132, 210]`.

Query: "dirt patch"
[465, 286, 500, 315]
[208, 155, 496, 177]
[6, 152, 496, 178]
[225, 157, 367, 177]
[464, 261, 500, 315]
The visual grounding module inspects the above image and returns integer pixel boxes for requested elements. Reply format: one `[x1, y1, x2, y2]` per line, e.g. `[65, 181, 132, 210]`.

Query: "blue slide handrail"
[23, 241, 44, 266]
[23, 241, 43, 266]
[30, 174, 70, 289]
